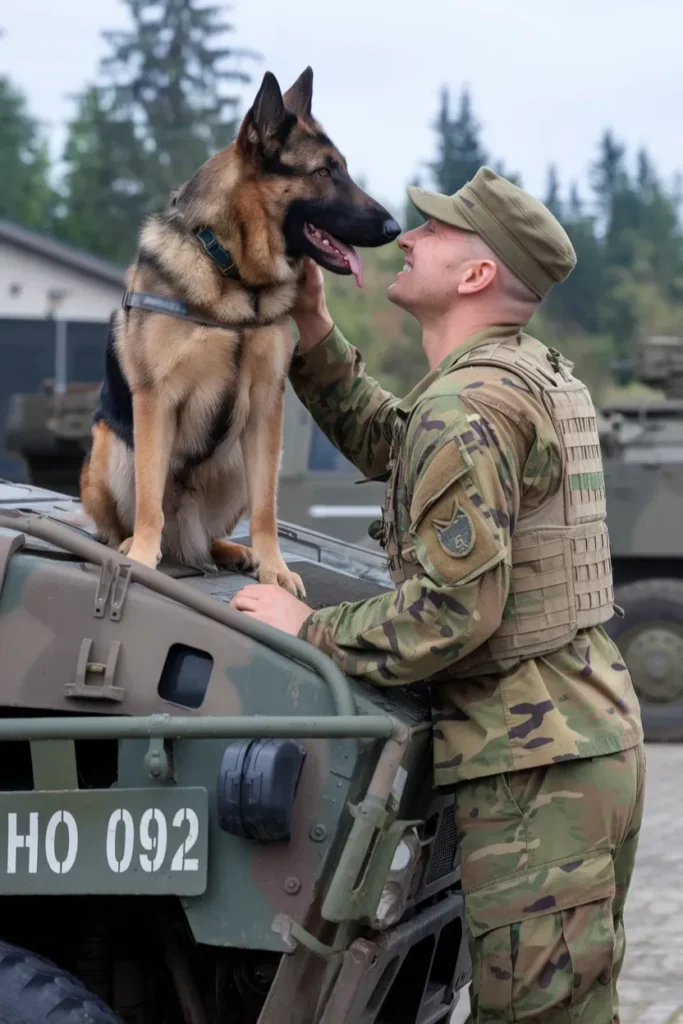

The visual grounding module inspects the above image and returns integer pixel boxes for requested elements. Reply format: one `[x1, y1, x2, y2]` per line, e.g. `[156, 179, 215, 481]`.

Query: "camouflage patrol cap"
[407, 166, 577, 299]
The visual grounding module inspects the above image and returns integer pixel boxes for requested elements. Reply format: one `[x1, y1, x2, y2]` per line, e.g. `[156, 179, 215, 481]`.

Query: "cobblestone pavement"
[451, 743, 683, 1024]
[617, 743, 683, 1024]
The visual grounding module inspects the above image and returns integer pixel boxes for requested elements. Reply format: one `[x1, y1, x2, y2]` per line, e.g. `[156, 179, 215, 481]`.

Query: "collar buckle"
[196, 227, 240, 280]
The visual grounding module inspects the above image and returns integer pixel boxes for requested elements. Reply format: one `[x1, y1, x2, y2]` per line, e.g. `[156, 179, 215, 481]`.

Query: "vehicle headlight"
[371, 827, 421, 930]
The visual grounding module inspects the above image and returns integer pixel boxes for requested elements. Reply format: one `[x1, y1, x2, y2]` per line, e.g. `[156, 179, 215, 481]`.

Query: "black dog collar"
[195, 227, 242, 281]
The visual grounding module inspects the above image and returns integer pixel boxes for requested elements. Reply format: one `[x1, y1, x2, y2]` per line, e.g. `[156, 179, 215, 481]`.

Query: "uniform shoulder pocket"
[409, 439, 475, 526]
[409, 442, 506, 586]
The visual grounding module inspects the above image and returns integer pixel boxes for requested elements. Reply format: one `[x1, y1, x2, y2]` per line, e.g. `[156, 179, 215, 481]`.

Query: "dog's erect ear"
[238, 71, 295, 159]
[253, 72, 286, 137]
[283, 66, 313, 120]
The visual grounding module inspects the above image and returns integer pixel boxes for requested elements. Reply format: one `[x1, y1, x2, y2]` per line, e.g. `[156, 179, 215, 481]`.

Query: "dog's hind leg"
[211, 539, 257, 573]
[241, 384, 305, 598]
[80, 422, 125, 547]
[123, 391, 176, 569]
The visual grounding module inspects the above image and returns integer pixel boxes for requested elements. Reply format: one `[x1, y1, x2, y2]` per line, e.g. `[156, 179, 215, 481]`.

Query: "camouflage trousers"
[454, 743, 646, 1023]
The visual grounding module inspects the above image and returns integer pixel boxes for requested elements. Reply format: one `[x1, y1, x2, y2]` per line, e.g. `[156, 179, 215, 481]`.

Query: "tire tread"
[0, 941, 119, 1022]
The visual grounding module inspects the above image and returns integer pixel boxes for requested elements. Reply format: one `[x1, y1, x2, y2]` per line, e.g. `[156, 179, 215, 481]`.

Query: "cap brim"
[407, 186, 475, 232]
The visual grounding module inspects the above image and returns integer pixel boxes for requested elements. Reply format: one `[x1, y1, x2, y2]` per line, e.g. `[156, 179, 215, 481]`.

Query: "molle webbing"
[479, 521, 613, 662]
[444, 338, 613, 669]
[545, 385, 607, 525]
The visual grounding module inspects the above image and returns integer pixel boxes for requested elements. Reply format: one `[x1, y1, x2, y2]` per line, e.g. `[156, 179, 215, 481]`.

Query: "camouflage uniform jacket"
[289, 323, 643, 785]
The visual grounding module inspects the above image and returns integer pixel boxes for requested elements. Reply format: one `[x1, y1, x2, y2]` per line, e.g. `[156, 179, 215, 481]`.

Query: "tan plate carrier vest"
[383, 338, 615, 675]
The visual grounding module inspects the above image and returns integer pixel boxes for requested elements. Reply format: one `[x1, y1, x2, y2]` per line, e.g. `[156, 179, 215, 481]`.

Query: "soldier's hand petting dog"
[291, 256, 334, 353]
[230, 584, 313, 636]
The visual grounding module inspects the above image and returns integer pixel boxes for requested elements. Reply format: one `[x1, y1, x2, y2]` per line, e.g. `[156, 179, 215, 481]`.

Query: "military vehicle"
[0, 479, 469, 1023]
[3, 380, 98, 497]
[599, 334, 683, 742]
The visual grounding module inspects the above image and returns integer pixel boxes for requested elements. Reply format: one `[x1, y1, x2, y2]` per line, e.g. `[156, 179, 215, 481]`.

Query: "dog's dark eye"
[316, 167, 330, 178]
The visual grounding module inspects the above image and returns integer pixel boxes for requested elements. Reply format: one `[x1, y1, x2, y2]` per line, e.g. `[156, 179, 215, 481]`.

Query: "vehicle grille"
[425, 802, 458, 885]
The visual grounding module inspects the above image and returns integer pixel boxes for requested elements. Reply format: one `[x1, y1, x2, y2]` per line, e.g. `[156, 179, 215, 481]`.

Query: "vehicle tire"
[605, 578, 683, 741]
[0, 941, 120, 1023]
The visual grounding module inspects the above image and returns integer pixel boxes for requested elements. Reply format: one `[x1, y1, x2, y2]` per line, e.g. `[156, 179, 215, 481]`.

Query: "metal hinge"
[271, 915, 345, 960]
[65, 638, 124, 702]
[144, 737, 175, 783]
[93, 559, 132, 620]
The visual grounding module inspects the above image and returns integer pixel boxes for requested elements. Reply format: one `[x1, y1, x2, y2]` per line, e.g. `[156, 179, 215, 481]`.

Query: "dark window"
[158, 644, 213, 709]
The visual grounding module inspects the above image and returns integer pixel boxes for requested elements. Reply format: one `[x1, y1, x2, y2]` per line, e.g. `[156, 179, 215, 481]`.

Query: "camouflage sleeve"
[288, 324, 400, 479]
[298, 393, 526, 686]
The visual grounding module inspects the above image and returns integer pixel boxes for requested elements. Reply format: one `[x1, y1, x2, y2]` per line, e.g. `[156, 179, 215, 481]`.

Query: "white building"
[0, 219, 126, 322]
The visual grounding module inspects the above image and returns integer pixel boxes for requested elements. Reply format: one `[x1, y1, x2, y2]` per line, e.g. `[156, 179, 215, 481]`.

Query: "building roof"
[0, 219, 127, 287]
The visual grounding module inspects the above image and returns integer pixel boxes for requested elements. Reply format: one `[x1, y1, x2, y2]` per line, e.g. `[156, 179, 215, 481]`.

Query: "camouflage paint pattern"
[289, 324, 643, 786]
[0, 491, 432, 953]
[455, 743, 645, 1022]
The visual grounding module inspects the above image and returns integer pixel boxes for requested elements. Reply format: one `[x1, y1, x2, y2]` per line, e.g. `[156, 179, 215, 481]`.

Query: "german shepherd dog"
[80, 67, 400, 595]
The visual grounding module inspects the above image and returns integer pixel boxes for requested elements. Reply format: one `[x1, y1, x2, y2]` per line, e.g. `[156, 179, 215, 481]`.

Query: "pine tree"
[590, 129, 627, 219]
[544, 183, 603, 335]
[0, 62, 54, 229]
[56, 87, 149, 264]
[568, 183, 583, 220]
[633, 148, 683, 291]
[636, 148, 656, 194]
[58, 0, 258, 261]
[587, 132, 637, 355]
[544, 164, 562, 220]
[427, 86, 487, 195]
[99, 0, 258, 207]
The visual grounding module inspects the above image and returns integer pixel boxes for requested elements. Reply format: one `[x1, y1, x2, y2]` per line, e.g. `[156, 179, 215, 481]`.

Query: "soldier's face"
[389, 219, 487, 317]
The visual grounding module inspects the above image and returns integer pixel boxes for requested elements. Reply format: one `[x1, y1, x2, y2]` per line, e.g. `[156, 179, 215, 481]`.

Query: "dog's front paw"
[120, 538, 162, 569]
[258, 562, 306, 599]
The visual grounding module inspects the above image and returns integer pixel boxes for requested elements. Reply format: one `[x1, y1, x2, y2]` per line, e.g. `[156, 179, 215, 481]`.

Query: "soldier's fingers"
[230, 592, 259, 611]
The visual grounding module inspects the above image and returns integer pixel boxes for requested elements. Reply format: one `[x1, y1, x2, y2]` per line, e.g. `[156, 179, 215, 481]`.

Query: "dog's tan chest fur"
[118, 318, 293, 465]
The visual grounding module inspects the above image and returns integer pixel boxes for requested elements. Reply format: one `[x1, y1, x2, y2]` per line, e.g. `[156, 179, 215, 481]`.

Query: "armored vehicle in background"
[0, 480, 469, 1023]
[601, 334, 683, 742]
[4, 380, 98, 496]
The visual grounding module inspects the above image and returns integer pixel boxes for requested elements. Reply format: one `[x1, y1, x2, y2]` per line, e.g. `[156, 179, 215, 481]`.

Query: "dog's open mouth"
[303, 223, 364, 288]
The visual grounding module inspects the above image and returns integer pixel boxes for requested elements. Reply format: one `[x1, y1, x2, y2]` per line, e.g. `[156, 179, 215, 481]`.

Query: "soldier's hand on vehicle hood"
[230, 584, 313, 636]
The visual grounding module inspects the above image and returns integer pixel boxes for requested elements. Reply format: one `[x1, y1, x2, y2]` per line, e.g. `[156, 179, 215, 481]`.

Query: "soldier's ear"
[283, 66, 313, 120]
[457, 258, 497, 296]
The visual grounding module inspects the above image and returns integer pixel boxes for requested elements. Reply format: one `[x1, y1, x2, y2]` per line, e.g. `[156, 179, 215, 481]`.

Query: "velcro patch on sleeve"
[433, 502, 475, 558]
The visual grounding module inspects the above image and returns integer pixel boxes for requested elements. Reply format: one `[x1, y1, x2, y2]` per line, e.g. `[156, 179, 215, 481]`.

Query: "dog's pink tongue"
[346, 247, 364, 289]
[321, 231, 364, 288]
[337, 247, 362, 292]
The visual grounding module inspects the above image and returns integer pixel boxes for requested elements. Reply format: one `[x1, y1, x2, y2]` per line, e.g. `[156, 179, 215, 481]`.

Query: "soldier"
[231, 167, 645, 1023]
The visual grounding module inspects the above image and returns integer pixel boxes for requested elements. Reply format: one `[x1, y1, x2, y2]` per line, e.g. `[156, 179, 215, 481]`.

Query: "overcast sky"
[2, 0, 681, 220]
